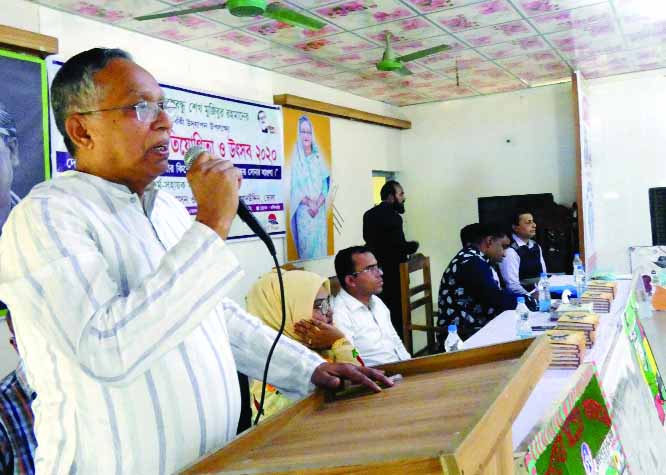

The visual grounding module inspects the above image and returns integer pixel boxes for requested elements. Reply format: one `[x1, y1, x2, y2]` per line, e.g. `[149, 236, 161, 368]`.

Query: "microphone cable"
[182, 146, 286, 426]
[253, 248, 285, 426]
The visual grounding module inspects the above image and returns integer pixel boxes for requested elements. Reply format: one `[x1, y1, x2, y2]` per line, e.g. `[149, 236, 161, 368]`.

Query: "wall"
[586, 69, 666, 273]
[399, 84, 577, 295]
[0, 0, 404, 377]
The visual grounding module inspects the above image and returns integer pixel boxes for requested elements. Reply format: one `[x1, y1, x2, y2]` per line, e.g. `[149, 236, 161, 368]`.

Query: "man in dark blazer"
[363, 180, 419, 340]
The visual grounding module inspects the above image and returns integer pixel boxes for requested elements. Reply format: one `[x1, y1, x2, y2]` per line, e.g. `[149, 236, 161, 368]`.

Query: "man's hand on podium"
[311, 363, 393, 394]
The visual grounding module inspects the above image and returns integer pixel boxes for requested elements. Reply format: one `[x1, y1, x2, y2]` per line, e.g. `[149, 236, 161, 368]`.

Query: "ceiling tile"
[497, 52, 570, 83]
[184, 30, 273, 59]
[456, 19, 538, 46]
[287, 0, 342, 8]
[529, 3, 614, 34]
[475, 35, 551, 59]
[317, 70, 367, 86]
[30, 0, 666, 105]
[417, 47, 486, 71]
[31, 0, 167, 22]
[471, 80, 525, 93]
[171, 0, 266, 27]
[245, 19, 342, 44]
[620, 13, 666, 49]
[119, 13, 230, 43]
[354, 17, 444, 44]
[402, 0, 485, 15]
[391, 33, 467, 56]
[313, 0, 415, 29]
[293, 32, 377, 56]
[331, 47, 385, 68]
[427, 0, 520, 33]
[237, 45, 312, 68]
[512, 0, 604, 18]
[546, 18, 624, 60]
[419, 82, 479, 98]
[381, 90, 432, 105]
[274, 59, 342, 79]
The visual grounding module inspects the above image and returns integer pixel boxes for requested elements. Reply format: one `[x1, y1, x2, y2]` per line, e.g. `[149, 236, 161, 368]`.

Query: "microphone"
[183, 146, 276, 256]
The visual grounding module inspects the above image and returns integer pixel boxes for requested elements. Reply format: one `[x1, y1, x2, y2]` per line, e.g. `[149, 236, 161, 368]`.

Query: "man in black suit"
[363, 180, 419, 340]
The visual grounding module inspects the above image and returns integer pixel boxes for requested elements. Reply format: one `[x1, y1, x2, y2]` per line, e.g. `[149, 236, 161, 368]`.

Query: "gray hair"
[51, 48, 132, 156]
[0, 101, 19, 168]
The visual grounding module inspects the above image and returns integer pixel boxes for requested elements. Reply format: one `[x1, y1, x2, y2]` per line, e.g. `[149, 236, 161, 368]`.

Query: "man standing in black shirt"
[363, 180, 419, 341]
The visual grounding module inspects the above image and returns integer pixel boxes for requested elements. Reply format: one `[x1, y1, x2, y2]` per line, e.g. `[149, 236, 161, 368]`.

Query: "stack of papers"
[545, 329, 586, 368]
[586, 281, 617, 299]
[580, 290, 613, 313]
[555, 311, 600, 348]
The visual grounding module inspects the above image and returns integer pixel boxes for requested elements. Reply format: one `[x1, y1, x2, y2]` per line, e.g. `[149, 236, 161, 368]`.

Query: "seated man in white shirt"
[499, 210, 547, 295]
[332, 246, 411, 366]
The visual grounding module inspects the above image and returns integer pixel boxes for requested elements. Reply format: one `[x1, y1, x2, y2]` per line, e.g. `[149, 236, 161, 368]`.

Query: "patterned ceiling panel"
[30, 0, 666, 106]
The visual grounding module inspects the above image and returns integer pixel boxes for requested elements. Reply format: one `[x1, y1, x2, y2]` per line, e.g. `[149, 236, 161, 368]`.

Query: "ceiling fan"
[135, 1, 326, 31]
[376, 33, 451, 76]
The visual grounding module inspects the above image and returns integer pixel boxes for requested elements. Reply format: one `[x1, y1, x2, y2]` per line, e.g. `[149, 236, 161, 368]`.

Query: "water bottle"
[444, 324, 464, 352]
[516, 297, 533, 339]
[572, 253, 583, 273]
[650, 270, 658, 295]
[537, 272, 551, 312]
[574, 261, 586, 304]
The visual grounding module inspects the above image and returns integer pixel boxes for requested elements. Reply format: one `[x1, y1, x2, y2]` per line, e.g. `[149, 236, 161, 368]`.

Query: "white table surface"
[463, 275, 632, 449]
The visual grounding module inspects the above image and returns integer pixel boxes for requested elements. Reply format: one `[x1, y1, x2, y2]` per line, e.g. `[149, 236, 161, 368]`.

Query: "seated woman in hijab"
[247, 270, 363, 421]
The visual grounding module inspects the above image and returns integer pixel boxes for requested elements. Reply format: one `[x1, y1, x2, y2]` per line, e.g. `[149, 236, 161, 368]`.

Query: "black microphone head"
[183, 146, 207, 170]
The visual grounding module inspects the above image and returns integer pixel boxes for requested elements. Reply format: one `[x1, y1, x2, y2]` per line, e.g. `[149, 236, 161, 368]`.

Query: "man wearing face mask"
[363, 180, 419, 340]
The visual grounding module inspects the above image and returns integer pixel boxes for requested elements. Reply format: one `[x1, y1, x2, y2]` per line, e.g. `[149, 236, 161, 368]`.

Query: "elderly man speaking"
[0, 48, 390, 475]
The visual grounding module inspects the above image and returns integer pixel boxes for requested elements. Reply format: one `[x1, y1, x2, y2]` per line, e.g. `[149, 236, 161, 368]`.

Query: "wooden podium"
[182, 337, 551, 475]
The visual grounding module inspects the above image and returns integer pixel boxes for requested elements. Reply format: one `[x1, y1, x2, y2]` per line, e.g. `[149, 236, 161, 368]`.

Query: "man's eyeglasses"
[76, 100, 178, 123]
[313, 296, 331, 314]
[351, 264, 382, 277]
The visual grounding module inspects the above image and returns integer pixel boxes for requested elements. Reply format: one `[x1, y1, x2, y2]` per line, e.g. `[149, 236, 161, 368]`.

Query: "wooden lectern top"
[182, 337, 551, 475]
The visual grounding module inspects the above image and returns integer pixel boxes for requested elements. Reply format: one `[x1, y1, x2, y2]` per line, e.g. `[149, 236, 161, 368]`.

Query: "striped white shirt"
[0, 171, 323, 475]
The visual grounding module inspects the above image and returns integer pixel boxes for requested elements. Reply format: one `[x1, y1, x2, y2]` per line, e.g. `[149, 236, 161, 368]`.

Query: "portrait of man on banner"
[0, 50, 49, 237]
[283, 108, 334, 261]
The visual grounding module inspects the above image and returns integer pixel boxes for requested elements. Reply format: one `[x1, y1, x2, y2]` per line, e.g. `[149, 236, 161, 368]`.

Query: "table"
[464, 275, 632, 449]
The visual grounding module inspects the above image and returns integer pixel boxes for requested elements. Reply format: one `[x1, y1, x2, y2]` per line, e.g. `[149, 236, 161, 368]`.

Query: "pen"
[531, 325, 556, 331]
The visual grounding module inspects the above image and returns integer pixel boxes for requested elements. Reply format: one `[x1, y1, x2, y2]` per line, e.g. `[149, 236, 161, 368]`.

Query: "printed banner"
[0, 49, 50, 316]
[575, 71, 597, 272]
[47, 59, 285, 240]
[283, 108, 334, 261]
[622, 291, 666, 424]
[525, 364, 627, 475]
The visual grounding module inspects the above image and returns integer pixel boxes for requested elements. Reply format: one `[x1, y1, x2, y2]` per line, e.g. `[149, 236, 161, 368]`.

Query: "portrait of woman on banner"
[289, 114, 330, 260]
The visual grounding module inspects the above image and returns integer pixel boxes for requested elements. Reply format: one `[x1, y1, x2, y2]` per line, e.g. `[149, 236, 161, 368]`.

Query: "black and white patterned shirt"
[437, 246, 519, 343]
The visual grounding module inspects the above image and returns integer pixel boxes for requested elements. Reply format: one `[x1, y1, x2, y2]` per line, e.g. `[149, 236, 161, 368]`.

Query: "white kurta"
[0, 171, 323, 475]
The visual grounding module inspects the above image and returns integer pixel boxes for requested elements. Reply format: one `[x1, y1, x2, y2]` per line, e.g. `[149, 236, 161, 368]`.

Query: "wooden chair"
[328, 276, 342, 297]
[399, 253, 446, 356]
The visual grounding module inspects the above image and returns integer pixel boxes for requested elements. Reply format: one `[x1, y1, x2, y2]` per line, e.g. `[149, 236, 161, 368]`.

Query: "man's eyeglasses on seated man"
[75, 100, 177, 123]
[351, 264, 382, 277]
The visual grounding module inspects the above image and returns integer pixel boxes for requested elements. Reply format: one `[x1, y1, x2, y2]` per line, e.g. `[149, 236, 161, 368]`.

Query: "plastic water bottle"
[574, 264, 586, 303]
[572, 253, 583, 273]
[444, 324, 464, 352]
[537, 272, 551, 312]
[516, 297, 533, 339]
